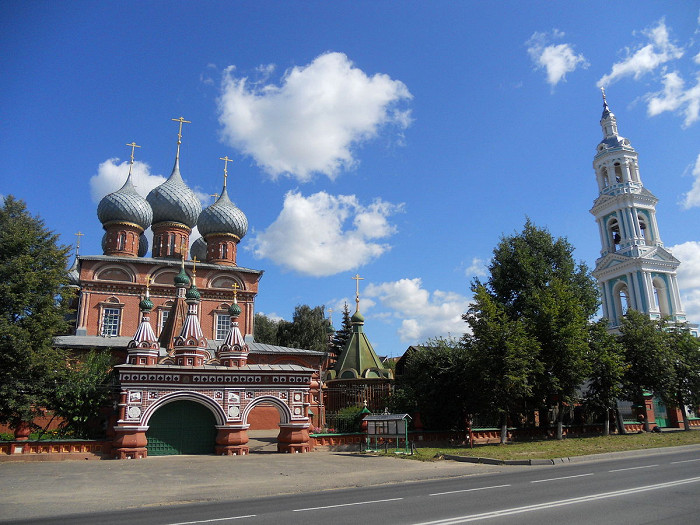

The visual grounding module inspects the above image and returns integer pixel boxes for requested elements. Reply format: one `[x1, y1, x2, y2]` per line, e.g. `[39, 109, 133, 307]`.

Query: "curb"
[441, 443, 700, 466]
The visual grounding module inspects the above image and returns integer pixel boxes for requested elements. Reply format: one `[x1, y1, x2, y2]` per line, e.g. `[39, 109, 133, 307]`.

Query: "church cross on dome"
[74, 231, 84, 257]
[352, 273, 364, 312]
[220, 155, 233, 189]
[171, 116, 191, 160]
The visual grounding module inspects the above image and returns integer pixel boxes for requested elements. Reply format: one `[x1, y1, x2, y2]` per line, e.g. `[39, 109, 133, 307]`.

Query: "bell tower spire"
[590, 92, 687, 329]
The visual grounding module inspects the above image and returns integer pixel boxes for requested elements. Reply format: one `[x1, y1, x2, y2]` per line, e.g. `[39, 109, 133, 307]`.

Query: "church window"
[216, 313, 231, 340]
[220, 243, 228, 259]
[168, 233, 176, 256]
[96, 267, 133, 282]
[117, 232, 126, 250]
[614, 162, 623, 183]
[613, 282, 630, 321]
[601, 167, 609, 188]
[101, 307, 121, 336]
[608, 218, 621, 250]
[638, 215, 651, 245]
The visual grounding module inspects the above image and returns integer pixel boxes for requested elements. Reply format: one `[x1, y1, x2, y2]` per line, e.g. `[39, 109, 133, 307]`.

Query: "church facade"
[55, 121, 325, 457]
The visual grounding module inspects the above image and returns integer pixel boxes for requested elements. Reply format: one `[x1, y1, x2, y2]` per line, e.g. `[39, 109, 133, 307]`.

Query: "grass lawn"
[399, 430, 700, 461]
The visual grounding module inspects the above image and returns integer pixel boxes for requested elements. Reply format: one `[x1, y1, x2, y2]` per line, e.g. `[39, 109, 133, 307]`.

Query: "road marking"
[167, 516, 256, 524]
[608, 464, 658, 473]
[293, 497, 403, 512]
[530, 473, 594, 483]
[412, 476, 700, 524]
[671, 458, 700, 464]
[430, 484, 511, 496]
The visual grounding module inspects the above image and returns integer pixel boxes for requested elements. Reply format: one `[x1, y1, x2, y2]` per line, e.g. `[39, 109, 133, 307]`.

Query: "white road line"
[430, 484, 511, 496]
[671, 458, 700, 464]
[608, 464, 658, 473]
[167, 515, 256, 525]
[530, 473, 594, 483]
[412, 476, 700, 524]
[293, 497, 404, 512]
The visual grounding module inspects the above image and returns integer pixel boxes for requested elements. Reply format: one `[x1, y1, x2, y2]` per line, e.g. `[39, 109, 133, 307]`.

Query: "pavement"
[1, 435, 698, 522]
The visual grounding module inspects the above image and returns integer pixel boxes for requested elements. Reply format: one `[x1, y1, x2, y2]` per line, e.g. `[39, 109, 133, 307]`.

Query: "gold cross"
[74, 231, 84, 256]
[210, 193, 219, 200]
[180, 238, 187, 261]
[601, 86, 607, 104]
[327, 307, 334, 324]
[171, 116, 191, 158]
[126, 142, 141, 164]
[231, 282, 239, 302]
[220, 156, 233, 188]
[146, 275, 153, 291]
[352, 274, 364, 312]
[192, 256, 198, 277]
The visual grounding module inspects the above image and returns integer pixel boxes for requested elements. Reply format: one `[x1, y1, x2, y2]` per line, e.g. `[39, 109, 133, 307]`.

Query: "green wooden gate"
[147, 401, 217, 456]
[653, 397, 669, 428]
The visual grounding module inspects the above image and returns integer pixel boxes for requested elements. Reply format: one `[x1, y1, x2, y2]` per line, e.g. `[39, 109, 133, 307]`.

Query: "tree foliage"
[0, 196, 73, 427]
[584, 319, 627, 435]
[276, 304, 329, 352]
[665, 326, 700, 430]
[394, 338, 472, 430]
[49, 351, 115, 438]
[253, 313, 280, 345]
[330, 302, 353, 360]
[463, 286, 541, 442]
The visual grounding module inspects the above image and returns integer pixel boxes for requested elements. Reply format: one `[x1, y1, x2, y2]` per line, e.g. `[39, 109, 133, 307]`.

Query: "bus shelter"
[363, 413, 412, 454]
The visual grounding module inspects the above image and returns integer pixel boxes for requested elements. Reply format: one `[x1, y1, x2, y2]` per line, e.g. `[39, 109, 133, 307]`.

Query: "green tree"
[584, 319, 627, 436]
[396, 338, 473, 431]
[276, 305, 328, 352]
[254, 312, 280, 345]
[49, 351, 115, 438]
[619, 310, 675, 430]
[330, 302, 352, 360]
[477, 220, 598, 439]
[0, 196, 73, 430]
[463, 286, 541, 443]
[665, 326, 700, 431]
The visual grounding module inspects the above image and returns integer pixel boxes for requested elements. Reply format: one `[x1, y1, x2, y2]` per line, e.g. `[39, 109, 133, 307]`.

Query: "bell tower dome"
[590, 90, 687, 328]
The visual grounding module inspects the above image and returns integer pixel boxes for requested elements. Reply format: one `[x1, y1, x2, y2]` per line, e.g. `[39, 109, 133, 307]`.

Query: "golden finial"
[210, 193, 220, 201]
[352, 273, 364, 312]
[192, 256, 198, 277]
[601, 87, 607, 105]
[220, 155, 233, 189]
[327, 307, 334, 325]
[180, 237, 187, 261]
[231, 282, 239, 303]
[74, 231, 84, 257]
[171, 116, 191, 159]
[145, 275, 153, 298]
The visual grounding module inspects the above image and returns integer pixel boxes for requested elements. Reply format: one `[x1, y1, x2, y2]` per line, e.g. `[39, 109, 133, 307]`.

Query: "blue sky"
[3, 1, 699, 356]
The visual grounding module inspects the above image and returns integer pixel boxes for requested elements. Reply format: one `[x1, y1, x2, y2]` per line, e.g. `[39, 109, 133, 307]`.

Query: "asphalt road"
[2, 446, 699, 524]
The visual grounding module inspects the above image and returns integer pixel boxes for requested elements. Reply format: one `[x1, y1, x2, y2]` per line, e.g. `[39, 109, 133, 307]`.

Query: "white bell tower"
[590, 91, 687, 328]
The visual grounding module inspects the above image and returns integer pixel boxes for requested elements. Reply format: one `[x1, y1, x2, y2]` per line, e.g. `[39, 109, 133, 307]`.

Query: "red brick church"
[54, 120, 325, 457]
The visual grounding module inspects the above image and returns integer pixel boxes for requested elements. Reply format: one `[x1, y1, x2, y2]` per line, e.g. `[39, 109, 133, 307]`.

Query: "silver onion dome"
[190, 236, 207, 261]
[197, 187, 248, 240]
[97, 175, 153, 231]
[146, 159, 202, 228]
[138, 233, 149, 257]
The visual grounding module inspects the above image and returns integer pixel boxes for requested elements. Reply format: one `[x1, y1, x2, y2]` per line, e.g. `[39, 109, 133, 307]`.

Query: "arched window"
[168, 233, 176, 256]
[638, 214, 651, 245]
[601, 167, 610, 188]
[117, 232, 127, 251]
[608, 218, 621, 250]
[613, 282, 630, 321]
[220, 243, 228, 259]
[614, 162, 623, 183]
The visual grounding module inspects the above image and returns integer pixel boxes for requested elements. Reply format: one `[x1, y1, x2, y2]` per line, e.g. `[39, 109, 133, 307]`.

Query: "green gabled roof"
[333, 316, 390, 379]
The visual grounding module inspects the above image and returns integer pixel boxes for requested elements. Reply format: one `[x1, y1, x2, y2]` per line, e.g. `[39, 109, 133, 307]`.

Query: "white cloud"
[249, 191, 402, 276]
[526, 30, 589, 88]
[646, 71, 700, 127]
[364, 278, 470, 343]
[217, 52, 412, 182]
[465, 257, 488, 279]
[670, 241, 700, 323]
[597, 19, 684, 87]
[89, 158, 166, 203]
[681, 153, 700, 208]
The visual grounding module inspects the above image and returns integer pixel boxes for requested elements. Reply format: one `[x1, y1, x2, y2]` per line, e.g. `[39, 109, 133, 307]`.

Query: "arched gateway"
[112, 264, 316, 459]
